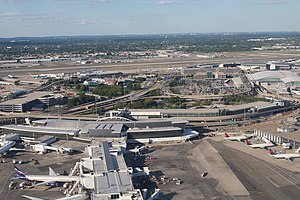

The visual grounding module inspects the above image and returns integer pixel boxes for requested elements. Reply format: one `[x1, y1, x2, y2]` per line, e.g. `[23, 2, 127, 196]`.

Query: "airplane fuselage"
[0, 141, 16, 154]
[24, 175, 80, 183]
[225, 136, 248, 141]
[249, 143, 274, 149]
[272, 154, 300, 159]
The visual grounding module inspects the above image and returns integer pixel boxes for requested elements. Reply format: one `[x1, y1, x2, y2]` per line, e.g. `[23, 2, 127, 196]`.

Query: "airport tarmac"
[0, 141, 87, 200]
[147, 140, 252, 200]
[147, 137, 300, 200]
[210, 139, 300, 200]
[216, 136, 300, 173]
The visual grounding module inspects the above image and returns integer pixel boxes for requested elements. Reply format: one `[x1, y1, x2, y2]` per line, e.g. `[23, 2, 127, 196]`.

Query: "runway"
[209, 140, 300, 200]
[1, 50, 300, 76]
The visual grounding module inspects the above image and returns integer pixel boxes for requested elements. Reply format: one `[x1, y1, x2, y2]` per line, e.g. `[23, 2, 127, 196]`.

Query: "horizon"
[1, 31, 300, 39]
[1, 0, 300, 38]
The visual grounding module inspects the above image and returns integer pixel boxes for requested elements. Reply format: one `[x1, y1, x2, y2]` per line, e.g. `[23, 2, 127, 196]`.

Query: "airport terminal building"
[0, 118, 196, 143]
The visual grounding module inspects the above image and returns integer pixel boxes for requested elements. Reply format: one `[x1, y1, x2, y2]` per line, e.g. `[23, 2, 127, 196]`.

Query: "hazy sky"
[0, 0, 299, 37]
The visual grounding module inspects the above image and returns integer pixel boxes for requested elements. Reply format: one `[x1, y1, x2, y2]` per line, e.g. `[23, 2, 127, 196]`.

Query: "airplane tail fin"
[14, 166, 26, 177]
[22, 195, 44, 200]
[262, 137, 271, 144]
[269, 149, 275, 155]
[224, 133, 229, 138]
[49, 167, 57, 176]
[138, 146, 146, 151]
[245, 140, 251, 145]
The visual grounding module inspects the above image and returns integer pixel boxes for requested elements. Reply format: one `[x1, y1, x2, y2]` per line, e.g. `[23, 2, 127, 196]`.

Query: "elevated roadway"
[65, 83, 160, 115]
[0, 104, 298, 126]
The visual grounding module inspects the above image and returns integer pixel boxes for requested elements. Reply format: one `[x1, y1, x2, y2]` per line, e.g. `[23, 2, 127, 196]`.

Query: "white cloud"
[0, 0, 26, 3]
[265, 0, 288, 4]
[156, 0, 177, 6]
[78, 19, 97, 25]
[0, 12, 68, 24]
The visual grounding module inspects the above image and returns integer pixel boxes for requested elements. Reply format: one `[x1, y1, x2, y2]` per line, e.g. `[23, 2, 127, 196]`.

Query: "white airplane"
[224, 133, 250, 141]
[7, 74, 16, 78]
[31, 143, 75, 155]
[119, 145, 147, 155]
[128, 167, 150, 177]
[147, 188, 160, 200]
[0, 141, 27, 156]
[269, 148, 300, 161]
[29, 73, 58, 79]
[12, 166, 80, 187]
[22, 193, 88, 200]
[128, 146, 147, 154]
[245, 138, 275, 149]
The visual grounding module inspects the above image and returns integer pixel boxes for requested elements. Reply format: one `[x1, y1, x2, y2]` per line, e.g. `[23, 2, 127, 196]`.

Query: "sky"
[0, 0, 299, 37]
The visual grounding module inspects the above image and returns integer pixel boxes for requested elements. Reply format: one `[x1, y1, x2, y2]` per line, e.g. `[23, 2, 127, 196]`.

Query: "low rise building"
[0, 92, 50, 112]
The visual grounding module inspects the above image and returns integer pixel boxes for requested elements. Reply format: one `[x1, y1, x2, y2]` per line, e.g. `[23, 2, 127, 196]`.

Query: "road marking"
[0, 171, 13, 195]
[266, 176, 280, 188]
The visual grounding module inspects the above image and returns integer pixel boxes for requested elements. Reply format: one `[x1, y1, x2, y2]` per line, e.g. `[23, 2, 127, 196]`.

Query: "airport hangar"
[246, 70, 300, 91]
[0, 118, 198, 143]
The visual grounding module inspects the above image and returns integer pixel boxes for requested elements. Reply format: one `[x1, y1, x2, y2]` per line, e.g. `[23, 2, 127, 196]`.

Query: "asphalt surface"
[146, 138, 300, 200]
[209, 139, 300, 200]
[147, 141, 250, 200]
[0, 144, 85, 200]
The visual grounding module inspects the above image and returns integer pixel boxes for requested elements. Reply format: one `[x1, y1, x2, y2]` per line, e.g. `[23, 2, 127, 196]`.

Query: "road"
[64, 83, 160, 115]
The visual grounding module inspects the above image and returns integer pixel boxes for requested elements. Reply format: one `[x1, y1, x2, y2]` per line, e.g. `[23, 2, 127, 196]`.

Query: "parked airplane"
[245, 138, 275, 149]
[224, 133, 250, 141]
[0, 141, 27, 156]
[31, 143, 76, 155]
[147, 188, 160, 200]
[12, 166, 80, 187]
[128, 146, 147, 154]
[269, 148, 300, 161]
[29, 73, 58, 79]
[128, 167, 150, 177]
[22, 193, 87, 200]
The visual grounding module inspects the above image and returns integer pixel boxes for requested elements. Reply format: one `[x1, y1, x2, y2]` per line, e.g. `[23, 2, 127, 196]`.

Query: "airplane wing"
[44, 146, 58, 151]
[22, 195, 44, 200]
[28, 181, 53, 188]
[9, 148, 31, 152]
[249, 143, 274, 148]
[63, 146, 85, 152]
